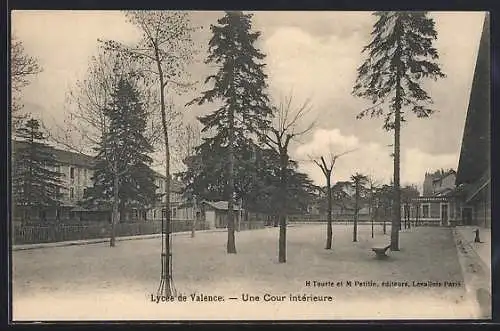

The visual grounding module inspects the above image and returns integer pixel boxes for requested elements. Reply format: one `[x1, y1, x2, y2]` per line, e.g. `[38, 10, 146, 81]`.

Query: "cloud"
[11, 11, 484, 177]
[293, 128, 458, 192]
[253, 11, 373, 39]
[263, 25, 363, 109]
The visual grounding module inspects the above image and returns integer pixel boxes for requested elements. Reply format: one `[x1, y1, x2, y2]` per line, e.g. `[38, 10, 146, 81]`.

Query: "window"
[171, 207, 177, 219]
[70, 187, 74, 200]
[133, 209, 138, 219]
[422, 204, 430, 218]
[153, 210, 157, 219]
[70, 167, 75, 179]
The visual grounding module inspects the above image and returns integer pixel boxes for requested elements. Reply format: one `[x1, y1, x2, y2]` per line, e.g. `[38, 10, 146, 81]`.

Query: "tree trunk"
[278, 214, 287, 263]
[391, 94, 402, 250]
[391, 36, 403, 250]
[369, 189, 373, 238]
[370, 207, 374, 239]
[383, 206, 387, 234]
[245, 208, 249, 230]
[226, 106, 237, 254]
[110, 160, 119, 247]
[236, 199, 242, 232]
[353, 181, 358, 242]
[278, 153, 288, 263]
[325, 174, 333, 249]
[191, 198, 197, 238]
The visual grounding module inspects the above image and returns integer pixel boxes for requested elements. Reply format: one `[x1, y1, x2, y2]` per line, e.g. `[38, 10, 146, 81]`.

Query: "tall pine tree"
[83, 78, 158, 246]
[13, 118, 64, 223]
[352, 12, 445, 250]
[188, 11, 272, 254]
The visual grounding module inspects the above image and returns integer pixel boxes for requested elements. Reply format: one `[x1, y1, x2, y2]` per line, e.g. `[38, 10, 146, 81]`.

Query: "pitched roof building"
[454, 13, 491, 228]
[12, 139, 188, 223]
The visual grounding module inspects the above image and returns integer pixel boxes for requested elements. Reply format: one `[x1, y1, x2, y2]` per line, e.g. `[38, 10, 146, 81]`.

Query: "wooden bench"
[372, 244, 391, 258]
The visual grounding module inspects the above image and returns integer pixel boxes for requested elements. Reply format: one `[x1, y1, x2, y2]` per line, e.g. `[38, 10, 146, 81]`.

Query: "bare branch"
[162, 79, 198, 90]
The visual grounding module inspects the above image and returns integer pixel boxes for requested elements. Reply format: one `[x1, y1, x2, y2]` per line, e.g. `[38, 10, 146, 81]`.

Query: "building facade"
[200, 201, 243, 229]
[145, 173, 197, 222]
[408, 169, 457, 226]
[12, 141, 193, 224]
[423, 170, 456, 196]
[12, 141, 96, 223]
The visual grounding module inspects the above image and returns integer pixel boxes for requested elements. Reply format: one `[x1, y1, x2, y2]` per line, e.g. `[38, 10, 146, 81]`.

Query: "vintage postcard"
[10, 10, 491, 321]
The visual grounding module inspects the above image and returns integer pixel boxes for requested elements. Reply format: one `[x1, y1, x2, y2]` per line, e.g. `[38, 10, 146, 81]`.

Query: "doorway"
[205, 210, 216, 229]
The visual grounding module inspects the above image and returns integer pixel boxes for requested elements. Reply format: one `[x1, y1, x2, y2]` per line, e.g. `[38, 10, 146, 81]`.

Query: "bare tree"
[101, 11, 198, 297]
[174, 122, 202, 238]
[11, 35, 43, 128]
[263, 94, 315, 263]
[47, 49, 162, 153]
[310, 147, 360, 249]
[44, 49, 161, 248]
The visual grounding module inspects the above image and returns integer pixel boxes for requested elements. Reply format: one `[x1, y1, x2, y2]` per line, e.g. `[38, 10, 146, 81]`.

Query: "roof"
[431, 170, 456, 183]
[464, 168, 491, 203]
[202, 200, 242, 211]
[51, 148, 95, 168]
[13, 140, 186, 191]
[456, 14, 490, 185]
[434, 187, 455, 196]
[411, 196, 451, 203]
[13, 140, 95, 168]
[152, 170, 184, 192]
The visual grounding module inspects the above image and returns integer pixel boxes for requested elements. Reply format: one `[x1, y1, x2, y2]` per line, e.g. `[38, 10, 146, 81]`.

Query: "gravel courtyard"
[12, 224, 480, 320]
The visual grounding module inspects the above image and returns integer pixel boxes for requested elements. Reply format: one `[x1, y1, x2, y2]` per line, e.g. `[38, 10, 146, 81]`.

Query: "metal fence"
[12, 220, 209, 245]
[287, 214, 445, 226]
[288, 214, 374, 223]
[12, 218, 269, 245]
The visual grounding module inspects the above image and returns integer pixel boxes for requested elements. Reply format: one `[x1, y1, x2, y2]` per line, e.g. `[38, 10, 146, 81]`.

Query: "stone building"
[12, 140, 192, 224]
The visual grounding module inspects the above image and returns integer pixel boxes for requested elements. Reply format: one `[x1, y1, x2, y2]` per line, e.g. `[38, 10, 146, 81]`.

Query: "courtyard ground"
[12, 224, 483, 320]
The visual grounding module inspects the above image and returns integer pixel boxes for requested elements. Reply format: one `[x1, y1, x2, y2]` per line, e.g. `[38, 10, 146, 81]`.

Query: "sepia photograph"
[10, 10, 491, 321]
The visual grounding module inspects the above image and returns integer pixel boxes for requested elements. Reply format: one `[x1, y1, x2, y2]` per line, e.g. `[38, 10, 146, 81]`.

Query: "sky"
[11, 11, 486, 191]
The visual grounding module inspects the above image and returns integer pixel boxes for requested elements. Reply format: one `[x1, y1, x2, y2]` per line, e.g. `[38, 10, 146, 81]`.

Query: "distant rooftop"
[12, 140, 95, 168]
[13, 140, 185, 191]
[431, 169, 456, 183]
